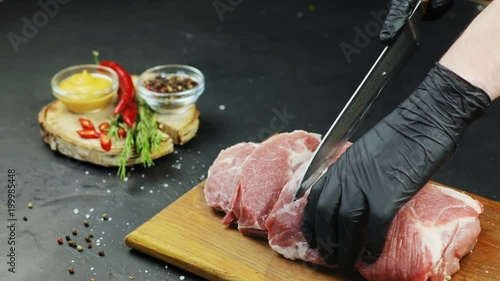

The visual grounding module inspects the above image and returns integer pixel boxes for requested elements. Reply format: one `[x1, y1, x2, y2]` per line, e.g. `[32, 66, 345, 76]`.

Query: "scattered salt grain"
[149, 190, 153, 194]
[131, 167, 135, 171]
[85, 171, 89, 175]
[163, 183, 169, 187]
[165, 265, 168, 269]
[247, 78, 253, 83]
[185, 33, 194, 39]
[90, 267, 94, 271]
[107, 189, 111, 194]
[73, 209, 79, 215]
[140, 186, 145, 190]
[76, 179, 79, 183]
[71, 260, 75, 263]
[180, 276, 185, 280]
[486, 270, 489, 273]
[108, 173, 111, 176]
[174, 150, 179, 155]
[89, 208, 94, 212]
[108, 217, 112, 221]
[145, 270, 149, 273]
[197, 151, 201, 154]
[179, 182, 182, 185]
[124, 177, 129, 182]
[85, 214, 91, 219]
[142, 174, 145, 178]
[126, 222, 130, 226]
[102, 179, 106, 183]
[297, 12, 304, 18]
[191, 166, 195, 170]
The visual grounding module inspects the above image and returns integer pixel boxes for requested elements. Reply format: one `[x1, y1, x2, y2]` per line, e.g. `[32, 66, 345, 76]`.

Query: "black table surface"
[1, 0, 498, 280]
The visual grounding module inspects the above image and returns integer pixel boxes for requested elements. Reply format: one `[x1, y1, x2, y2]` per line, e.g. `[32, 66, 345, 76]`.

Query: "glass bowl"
[51, 64, 119, 114]
[138, 65, 205, 115]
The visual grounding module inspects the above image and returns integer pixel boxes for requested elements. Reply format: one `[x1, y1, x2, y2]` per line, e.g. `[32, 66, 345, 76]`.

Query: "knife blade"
[294, 2, 424, 200]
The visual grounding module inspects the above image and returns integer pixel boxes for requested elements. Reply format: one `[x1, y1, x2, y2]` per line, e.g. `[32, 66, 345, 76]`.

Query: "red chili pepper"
[98, 122, 111, 134]
[118, 127, 127, 139]
[93, 51, 136, 115]
[93, 51, 137, 126]
[100, 134, 112, 151]
[79, 118, 95, 131]
[77, 130, 100, 139]
[122, 105, 137, 128]
[99, 60, 135, 115]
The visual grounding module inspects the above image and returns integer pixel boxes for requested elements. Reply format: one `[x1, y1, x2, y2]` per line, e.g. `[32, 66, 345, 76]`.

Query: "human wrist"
[439, 0, 500, 101]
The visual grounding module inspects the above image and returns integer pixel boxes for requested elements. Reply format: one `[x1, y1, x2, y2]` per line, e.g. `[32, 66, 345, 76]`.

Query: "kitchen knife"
[294, 2, 424, 200]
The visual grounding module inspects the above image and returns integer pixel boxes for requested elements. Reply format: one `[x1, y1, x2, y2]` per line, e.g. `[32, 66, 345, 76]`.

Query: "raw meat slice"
[355, 184, 483, 281]
[265, 143, 352, 266]
[204, 142, 259, 213]
[222, 130, 321, 237]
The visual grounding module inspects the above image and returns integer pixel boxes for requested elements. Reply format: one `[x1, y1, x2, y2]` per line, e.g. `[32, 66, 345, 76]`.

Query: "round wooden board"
[38, 99, 200, 167]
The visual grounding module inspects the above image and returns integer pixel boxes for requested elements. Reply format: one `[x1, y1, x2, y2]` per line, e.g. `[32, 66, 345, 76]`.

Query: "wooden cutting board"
[125, 181, 500, 281]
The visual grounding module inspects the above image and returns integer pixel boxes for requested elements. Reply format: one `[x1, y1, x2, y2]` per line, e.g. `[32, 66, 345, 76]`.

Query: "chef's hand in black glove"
[301, 63, 491, 268]
[380, 0, 454, 44]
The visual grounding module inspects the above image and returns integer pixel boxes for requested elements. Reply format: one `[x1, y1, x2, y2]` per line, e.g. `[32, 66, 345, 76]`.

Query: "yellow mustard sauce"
[58, 70, 115, 113]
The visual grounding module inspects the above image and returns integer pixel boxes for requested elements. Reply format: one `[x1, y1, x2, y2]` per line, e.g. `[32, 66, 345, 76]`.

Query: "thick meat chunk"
[355, 184, 483, 281]
[204, 142, 258, 213]
[266, 143, 482, 281]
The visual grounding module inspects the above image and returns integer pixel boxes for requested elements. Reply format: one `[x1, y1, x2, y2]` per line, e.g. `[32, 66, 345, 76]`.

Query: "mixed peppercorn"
[143, 75, 198, 94]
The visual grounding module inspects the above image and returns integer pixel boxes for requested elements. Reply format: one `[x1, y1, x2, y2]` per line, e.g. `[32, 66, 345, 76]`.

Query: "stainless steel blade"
[294, 2, 424, 200]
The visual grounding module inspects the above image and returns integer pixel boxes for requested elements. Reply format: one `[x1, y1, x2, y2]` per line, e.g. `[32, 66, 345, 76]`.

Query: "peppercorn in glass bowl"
[51, 64, 119, 114]
[138, 65, 205, 115]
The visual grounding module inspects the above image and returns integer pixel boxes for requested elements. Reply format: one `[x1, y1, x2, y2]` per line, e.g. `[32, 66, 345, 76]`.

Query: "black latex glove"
[302, 63, 491, 268]
[380, 0, 454, 45]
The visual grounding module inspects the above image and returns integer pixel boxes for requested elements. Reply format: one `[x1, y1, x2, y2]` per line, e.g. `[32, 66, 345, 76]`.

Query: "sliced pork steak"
[204, 142, 259, 213]
[355, 184, 483, 281]
[265, 143, 352, 266]
[222, 130, 321, 237]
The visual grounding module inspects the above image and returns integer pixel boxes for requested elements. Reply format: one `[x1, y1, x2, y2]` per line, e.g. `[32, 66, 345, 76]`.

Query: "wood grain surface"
[125, 181, 500, 281]
[38, 100, 199, 167]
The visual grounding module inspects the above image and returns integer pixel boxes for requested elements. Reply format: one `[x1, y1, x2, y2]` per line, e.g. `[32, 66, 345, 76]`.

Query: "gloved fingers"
[423, 0, 454, 20]
[313, 170, 343, 265]
[360, 206, 397, 264]
[336, 186, 368, 268]
[302, 173, 328, 248]
[380, 0, 419, 45]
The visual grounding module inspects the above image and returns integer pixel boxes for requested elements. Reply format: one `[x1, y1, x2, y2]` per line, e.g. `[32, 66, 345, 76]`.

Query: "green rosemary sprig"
[117, 126, 134, 180]
[112, 96, 165, 180]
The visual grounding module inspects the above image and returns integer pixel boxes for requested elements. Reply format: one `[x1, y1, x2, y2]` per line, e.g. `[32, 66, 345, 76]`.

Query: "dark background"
[0, 0, 498, 280]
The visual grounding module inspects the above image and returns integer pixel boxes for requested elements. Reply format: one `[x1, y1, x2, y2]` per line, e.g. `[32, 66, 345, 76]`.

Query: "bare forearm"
[440, 0, 500, 101]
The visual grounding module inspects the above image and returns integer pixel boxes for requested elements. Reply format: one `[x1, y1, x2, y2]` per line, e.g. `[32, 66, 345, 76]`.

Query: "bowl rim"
[138, 64, 205, 99]
[51, 64, 119, 98]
